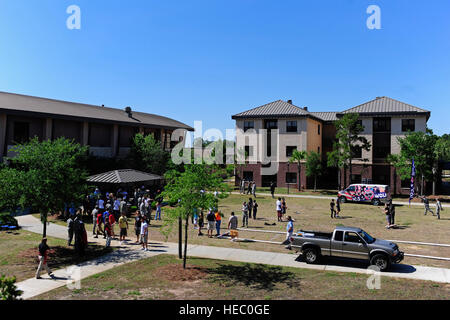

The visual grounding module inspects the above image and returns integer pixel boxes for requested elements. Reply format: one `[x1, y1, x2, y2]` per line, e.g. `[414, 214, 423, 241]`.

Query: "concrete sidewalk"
[14, 215, 450, 299]
[231, 192, 450, 208]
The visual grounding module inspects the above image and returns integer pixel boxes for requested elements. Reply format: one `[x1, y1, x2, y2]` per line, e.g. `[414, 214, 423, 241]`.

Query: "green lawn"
[0, 229, 114, 282]
[33, 254, 449, 300]
[35, 193, 450, 268]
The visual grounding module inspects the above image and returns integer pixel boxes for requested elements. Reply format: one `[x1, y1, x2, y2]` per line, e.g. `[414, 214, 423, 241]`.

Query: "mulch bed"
[153, 264, 209, 282]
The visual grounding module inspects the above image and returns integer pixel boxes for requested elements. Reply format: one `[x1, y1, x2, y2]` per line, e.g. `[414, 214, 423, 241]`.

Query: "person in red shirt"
[96, 212, 104, 238]
[108, 212, 116, 238]
[104, 221, 112, 247]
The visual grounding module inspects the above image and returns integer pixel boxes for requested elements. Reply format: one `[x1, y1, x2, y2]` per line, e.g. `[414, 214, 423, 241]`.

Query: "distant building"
[0, 91, 193, 160]
[232, 97, 430, 194]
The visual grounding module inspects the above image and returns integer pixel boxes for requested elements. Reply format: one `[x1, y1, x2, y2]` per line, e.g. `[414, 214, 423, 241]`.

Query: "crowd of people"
[239, 180, 257, 197]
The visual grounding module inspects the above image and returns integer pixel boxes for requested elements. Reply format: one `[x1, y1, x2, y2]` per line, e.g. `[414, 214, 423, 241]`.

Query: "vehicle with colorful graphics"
[338, 184, 389, 206]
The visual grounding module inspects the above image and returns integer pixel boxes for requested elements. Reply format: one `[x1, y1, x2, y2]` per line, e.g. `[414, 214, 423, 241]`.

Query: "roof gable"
[341, 96, 430, 115]
[232, 100, 310, 119]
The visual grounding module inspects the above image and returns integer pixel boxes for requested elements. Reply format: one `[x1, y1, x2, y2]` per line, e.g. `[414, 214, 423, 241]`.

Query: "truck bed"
[296, 230, 333, 240]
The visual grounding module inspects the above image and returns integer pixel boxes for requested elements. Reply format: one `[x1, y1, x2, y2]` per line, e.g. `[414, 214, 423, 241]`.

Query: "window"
[245, 146, 254, 158]
[344, 232, 362, 243]
[286, 121, 297, 133]
[402, 119, 415, 132]
[334, 231, 344, 241]
[318, 124, 321, 135]
[373, 118, 391, 132]
[347, 186, 356, 192]
[265, 120, 278, 130]
[13, 122, 30, 144]
[243, 171, 254, 181]
[286, 146, 297, 157]
[351, 145, 362, 158]
[244, 121, 254, 132]
[286, 172, 297, 184]
[401, 178, 411, 189]
[374, 146, 390, 159]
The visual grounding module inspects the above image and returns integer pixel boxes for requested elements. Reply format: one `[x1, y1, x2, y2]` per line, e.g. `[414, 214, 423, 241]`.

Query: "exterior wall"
[390, 115, 427, 155]
[355, 117, 373, 164]
[0, 113, 6, 159]
[278, 118, 307, 162]
[306, 118, 322, 156]
[52, 119, 83, 143]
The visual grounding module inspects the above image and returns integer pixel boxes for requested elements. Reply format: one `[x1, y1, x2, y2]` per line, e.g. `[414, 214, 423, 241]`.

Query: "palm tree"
[289, 150, 307, 191]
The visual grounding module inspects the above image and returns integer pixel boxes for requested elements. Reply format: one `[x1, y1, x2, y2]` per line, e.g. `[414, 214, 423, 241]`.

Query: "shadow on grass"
[206, 263, 300, 291]
[47, 245, 114, 268]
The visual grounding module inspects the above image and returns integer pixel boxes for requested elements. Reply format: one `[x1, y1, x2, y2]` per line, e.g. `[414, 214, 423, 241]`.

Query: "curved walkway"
[14, 215, 450, 299]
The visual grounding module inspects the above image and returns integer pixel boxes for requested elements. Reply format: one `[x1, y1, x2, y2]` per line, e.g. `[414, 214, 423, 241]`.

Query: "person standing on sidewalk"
[134, 210, 142, 243]
[104, 221, 112, 248]
[92, 206, 99, 236]
[252, 181, 256, 197]
[436, 198, 443, 220]
[140, 217, 149, 251]
[67, 215, 75, 246]
[118, 213, 128, 245]
[36, 238, 53, 279]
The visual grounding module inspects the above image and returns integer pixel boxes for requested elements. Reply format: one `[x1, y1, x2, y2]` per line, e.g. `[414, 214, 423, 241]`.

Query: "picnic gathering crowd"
[35, 184, 445, 279]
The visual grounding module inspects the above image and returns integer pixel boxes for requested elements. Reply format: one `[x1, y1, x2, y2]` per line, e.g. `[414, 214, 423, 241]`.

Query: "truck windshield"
[358, 230, 375, 244]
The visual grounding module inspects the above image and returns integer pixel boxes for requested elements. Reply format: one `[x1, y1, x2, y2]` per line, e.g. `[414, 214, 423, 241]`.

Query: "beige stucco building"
[232, 96, 430, 194]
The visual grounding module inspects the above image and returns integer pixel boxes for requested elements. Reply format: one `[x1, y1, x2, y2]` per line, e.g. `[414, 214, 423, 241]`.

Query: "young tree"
[327, 148, 345, 190]
[0, 138, 89, 237]
[388, 129, 438, 196]
[128, 133, 170, 175]
[333, 113, 371, 186]
[161, 164, 229, 269]
[305, 151, 322, 192]
[289, 150, 307, 191]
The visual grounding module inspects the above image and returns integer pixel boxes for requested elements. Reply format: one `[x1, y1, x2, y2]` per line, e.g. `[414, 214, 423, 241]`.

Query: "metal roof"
[310, 112, 338, 122]
[0, 91, 193, 131]
[232, 100, 311, 119]
[87, 169, 163, 184]
[340, 96, 430, 116]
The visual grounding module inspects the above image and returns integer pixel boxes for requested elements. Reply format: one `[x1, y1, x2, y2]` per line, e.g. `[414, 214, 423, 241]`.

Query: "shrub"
[0, 275, 23, 300]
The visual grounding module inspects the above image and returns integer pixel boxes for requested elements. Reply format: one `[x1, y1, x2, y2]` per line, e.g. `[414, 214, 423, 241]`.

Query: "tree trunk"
[42, 212, 47, 238]
[421, 174, 424, 196]
[183, 214, 189, 269]
[178, 216, 182, 259]
[314, 175, 317, 192]
[337, 168, 341, 190]
[298, 163, 301, 191]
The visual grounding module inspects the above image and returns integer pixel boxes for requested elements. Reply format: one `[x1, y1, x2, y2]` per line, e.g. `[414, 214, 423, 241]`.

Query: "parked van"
[338, 184, 389, 206]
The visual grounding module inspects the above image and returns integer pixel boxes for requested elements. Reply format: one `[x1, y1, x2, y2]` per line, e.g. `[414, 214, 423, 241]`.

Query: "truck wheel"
[370, 254, 390, 271]
[339, 197, 346, 203]
[372, 199, 380, 206]
[303, 248, 319, 264]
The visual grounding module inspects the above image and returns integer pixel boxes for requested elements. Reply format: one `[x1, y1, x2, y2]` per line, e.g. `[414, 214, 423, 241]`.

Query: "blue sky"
[0, 0, 449, 141]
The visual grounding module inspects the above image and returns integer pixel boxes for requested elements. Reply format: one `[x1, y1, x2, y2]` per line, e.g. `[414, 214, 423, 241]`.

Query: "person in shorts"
[118, 213, 128, 244]
[330, 199, 336, 219]
[276, 198, 282, 222]
[228, 212, 238, 241]
[140, 217, 149, 251]
[206, 210, 216, 238]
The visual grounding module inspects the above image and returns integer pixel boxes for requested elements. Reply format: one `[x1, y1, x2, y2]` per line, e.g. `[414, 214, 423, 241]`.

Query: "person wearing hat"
[36, 238, 53, 279]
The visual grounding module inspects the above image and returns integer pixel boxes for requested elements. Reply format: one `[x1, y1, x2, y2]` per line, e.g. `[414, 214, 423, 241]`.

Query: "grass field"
[35, 193, 450, 269]
[0, 229, 113, 282]
[33, 254, 449, 300]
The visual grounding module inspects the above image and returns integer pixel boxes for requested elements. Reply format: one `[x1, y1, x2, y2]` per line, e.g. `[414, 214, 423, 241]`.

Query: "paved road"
[14, 215, 450, 299]
[231, 192, 450, 207]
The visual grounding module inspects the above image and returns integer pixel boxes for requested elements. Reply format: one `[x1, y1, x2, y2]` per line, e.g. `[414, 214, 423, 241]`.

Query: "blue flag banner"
[409, 158, 416, 204]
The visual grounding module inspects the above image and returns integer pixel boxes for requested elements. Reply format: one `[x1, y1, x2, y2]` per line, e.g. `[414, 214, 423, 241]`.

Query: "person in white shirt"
[276, 198, 282, 222]
[285, 216, 294, 249]
[140, 217, 149, 251]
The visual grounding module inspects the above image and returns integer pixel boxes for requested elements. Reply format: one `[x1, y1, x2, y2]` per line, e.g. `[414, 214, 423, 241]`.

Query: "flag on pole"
[409, 158, 416, 204]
